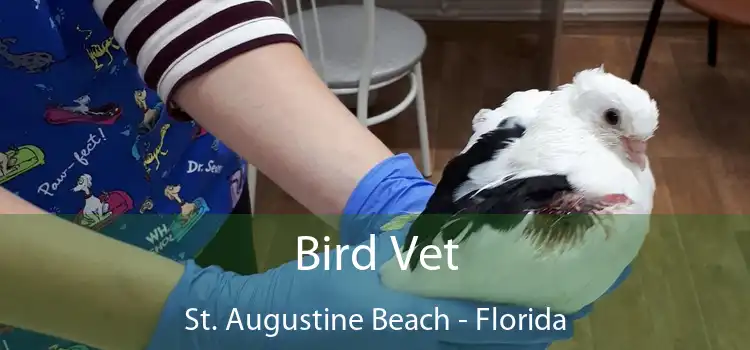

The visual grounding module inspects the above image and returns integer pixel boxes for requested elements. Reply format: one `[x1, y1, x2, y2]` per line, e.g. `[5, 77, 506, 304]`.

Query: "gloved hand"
[147, 154, 631, 350]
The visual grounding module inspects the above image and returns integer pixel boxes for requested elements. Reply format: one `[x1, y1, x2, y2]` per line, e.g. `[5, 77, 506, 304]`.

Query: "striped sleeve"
[92, 0, 301, 119]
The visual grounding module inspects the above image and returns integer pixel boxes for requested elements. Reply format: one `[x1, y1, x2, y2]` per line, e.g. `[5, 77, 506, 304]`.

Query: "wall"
[301, 0, 704, 21]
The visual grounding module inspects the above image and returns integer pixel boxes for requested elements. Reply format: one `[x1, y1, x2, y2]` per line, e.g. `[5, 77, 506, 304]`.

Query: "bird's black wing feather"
[406, 174, 576, 270]
[441, 175, 575, 242]
[403, 118, 527, 269]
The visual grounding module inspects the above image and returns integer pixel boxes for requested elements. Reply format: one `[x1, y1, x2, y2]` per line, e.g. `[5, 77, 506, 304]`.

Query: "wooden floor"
[253, 21, 750, 350]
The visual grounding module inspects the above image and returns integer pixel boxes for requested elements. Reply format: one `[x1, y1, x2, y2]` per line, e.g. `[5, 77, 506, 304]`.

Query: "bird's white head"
[567, 66, 659, 171]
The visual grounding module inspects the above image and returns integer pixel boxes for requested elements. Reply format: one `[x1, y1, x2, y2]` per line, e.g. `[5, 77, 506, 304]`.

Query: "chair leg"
[413, 62, 432, 178]
[708, 18, 718, 67]
[631, 0, 665, 85]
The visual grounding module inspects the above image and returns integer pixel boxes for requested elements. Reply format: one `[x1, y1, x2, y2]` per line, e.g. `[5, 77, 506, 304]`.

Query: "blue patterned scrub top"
[0, 0, 301, 348]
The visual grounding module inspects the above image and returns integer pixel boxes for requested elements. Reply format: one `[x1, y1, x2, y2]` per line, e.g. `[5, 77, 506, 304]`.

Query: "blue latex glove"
[147, 154, 631, 350]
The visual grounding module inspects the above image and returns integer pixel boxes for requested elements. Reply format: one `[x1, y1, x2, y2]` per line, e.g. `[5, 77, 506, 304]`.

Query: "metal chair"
[281, 0, 432, 174]
[247, 0, 433, 213]
[631, 0, 750, 85]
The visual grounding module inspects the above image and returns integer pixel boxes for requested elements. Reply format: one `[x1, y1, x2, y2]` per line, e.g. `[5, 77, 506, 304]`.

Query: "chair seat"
[678, 0, 750, 25]
[287, 5, 426, 90]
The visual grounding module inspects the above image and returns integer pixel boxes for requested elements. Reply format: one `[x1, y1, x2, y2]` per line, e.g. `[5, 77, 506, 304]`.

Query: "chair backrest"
[275, 0, 377, 122]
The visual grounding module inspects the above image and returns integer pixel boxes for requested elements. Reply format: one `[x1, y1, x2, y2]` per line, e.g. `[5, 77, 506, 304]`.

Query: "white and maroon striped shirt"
[92, 0, 301, 118]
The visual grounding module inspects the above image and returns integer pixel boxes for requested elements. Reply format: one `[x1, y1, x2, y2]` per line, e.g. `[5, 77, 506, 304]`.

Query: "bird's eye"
[604, 108, 620, 126]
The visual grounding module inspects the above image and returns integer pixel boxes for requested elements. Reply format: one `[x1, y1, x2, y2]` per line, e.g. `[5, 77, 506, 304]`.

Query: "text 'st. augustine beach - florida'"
[185, 306, 568, 338]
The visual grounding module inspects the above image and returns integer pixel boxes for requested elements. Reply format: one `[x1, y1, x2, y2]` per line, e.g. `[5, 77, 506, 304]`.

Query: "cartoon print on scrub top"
[49, 344, 91, 350]
[75, 25, 121, 72]
[44, 95, 123, 125]
[143, 124, 170, 181]
[228, 167, 245, 208]
[0, 37, 56, 73]
[131, 89, 166, 160]
[71, 173, 134, 230]
[164, 184, 209, 242]
[134, 89, 164, 157]
[140, 197, 154, 213]
[134, 90, 164, 134]
[0, 144, 46, 185]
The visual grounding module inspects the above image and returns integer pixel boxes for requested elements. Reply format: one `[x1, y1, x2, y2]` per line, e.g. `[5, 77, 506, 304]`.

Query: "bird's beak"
[621, 136, 648, 171]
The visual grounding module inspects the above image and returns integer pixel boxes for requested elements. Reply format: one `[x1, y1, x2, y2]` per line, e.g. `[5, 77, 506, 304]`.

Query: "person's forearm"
[174, 43, 393, 217]
[0, 187, 183, 350]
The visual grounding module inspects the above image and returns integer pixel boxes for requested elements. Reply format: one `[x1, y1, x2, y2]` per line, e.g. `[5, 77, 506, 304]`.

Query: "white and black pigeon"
[379, 66, 658, 314]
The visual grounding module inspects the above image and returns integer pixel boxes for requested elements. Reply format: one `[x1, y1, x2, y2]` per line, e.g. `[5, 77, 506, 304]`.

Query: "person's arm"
[0, 0, 397, 347]
[178, 44, 393, 218]
[0, 187, 183, 350]
[93, 0, 394, 218]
